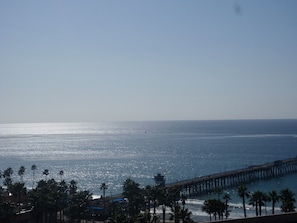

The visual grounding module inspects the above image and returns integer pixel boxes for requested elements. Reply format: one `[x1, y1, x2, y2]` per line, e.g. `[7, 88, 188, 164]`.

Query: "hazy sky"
[1, 1, 297, 123]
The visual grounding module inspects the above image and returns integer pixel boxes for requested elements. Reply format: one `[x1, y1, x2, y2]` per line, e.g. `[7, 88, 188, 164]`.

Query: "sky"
[0, 0, 297, 123]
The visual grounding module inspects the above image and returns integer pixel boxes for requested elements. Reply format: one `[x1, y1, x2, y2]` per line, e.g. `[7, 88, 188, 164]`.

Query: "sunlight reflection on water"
[1, 121, 297, 200]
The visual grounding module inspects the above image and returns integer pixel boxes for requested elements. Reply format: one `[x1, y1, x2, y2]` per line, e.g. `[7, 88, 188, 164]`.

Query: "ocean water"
[1, 120, 297, 220]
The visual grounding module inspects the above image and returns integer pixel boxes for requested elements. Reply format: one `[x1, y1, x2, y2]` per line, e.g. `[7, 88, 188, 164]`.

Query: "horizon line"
[1, 118, 297, 125]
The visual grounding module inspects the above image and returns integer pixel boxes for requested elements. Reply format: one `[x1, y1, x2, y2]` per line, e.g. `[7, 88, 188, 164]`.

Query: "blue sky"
[1, 0, 297, 123]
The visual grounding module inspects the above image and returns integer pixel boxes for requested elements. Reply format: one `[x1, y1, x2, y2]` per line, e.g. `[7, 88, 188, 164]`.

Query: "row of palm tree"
[1, 169, 193, 223]
[237, 185, 295, 217]
[1, 165, 296, 222]
[118, 178, 194, 223]
[202, 199, 226, 221]
[201, 185, 295, 221]
[1, 166, 93, 223]
[0, 165, 63, 190]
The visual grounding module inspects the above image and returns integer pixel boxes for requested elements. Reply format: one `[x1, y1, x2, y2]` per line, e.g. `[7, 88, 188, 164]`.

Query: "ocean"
[1, 120, 297, 221]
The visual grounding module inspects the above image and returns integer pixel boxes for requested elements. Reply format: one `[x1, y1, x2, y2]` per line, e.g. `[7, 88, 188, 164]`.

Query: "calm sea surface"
[1, 120, 297, 220]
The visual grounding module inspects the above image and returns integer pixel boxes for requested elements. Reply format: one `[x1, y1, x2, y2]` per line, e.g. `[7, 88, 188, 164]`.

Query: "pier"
[165, 157, 297, 196]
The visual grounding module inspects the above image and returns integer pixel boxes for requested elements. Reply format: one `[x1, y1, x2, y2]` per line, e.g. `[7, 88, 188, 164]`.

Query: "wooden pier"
[166, 157, 297, 196]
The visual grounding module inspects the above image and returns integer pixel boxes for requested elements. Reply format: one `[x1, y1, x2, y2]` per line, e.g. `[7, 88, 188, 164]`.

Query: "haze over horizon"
[1, 1, 297, 124]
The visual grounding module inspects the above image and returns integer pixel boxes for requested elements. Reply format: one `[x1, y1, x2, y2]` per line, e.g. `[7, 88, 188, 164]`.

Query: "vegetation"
[269, 190, 280, 214]
[1, 166, 93, 223]
[201, 189, 230, 221]
[249, 190, 265, 216]
[222, 193, 231, 219]
[0, 166, 195, 223]
[280, 188, 296, 212]
[201, 185, 296, 220]
[237, 184, 250, 218]
[1, 165, 296, 222]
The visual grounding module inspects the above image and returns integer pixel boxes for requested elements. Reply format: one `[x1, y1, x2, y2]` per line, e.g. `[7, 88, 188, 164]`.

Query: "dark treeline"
[0, 165, 194, 223]
[0, 165, 296, 223]
[201, 185, 296, 221]
[0, 165, 93, 223]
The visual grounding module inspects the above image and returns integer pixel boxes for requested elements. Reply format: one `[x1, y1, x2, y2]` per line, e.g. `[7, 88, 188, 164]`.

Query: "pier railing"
[166, 157, 297, 196]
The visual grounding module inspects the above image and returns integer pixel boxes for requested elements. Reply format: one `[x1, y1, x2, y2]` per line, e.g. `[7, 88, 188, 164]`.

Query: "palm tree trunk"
[243, 197, 247, 218]
[162, 206, 166, 223]
[225, 201, 228, 219]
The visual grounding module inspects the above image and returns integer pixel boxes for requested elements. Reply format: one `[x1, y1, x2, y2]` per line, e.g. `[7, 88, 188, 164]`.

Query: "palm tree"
[29, 179, 58, 223]
[143, 185, 161, 221]
[237, 185, 249, 218]
[167, 186, 182, 223]
[31, 164, 37, 188]
[43, 169, 49, 180]
[179, 193, 193, 223]
[202, 199, 213, 221]
[249, 191, 265, 216]
[11, 182, 27, 213]
[151, 185, 163, 215]
[263, 192, 270, 215]
[181, 193, 187, 211]
[216, 199, 226, 220]
[222, 193, 231, 219]
[169, 202, 181, 223]
[280, 188, 296, 212]
[201, 199, 225, 221]
[158, 187, 171, 223]
[68, 191, 92, 222]
[3, 167, 13, 191]
[144, 185, 152, 217]
[180, 208, 193, 223]
[100, 182, 108, 218]
[59, 170, 64, 181]
[269, 190, 279, 214]
[69, 180, 78, 195]
[216, 188, 222, 200]
[58, 180, 68, 222]
[18, 166, 26, 182]
[100, 182, 108, 199]
[3, 167, 13, 178]
[122, 178, 143, 220]
[249, 192, 259, 216]
[256, 191, 265, 216]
